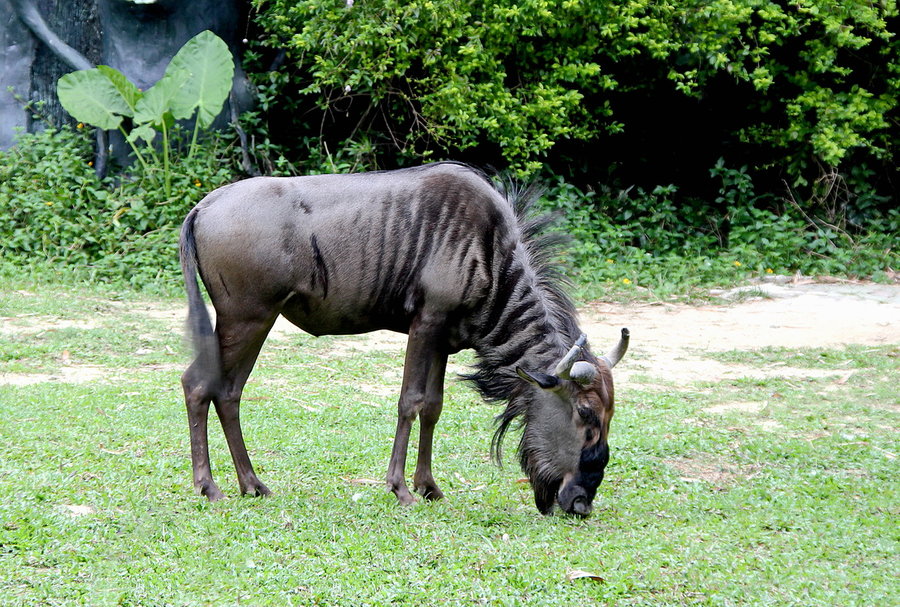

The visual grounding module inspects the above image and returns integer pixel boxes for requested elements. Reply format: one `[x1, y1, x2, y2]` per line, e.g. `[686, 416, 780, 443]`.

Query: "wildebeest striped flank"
[180, 162, 628, 515]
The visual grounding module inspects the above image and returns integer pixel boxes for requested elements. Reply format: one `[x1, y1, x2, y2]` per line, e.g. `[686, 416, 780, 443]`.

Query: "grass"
[0, 280, 897, 606]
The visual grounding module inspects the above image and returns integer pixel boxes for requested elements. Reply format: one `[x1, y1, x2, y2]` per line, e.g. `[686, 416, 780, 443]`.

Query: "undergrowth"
[542, 165, 897, 302]
[0, 127, 895, 298]
[0, 127, 236, 292]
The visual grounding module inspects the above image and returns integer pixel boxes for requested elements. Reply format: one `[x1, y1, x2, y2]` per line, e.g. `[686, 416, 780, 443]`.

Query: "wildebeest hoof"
[392, 485, 418, 506]
[397, 494, 418, 506]
[199, 483, 225, 502]
[415, 483, 445, 501]
[241, 482, 272, 497]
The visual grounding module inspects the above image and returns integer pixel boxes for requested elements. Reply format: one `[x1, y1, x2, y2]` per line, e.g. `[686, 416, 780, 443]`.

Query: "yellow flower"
[766, 268, 774, 274]
[194, 180, 202, 187]
[605, 258, 614, 264]
[622, 278, 632, 285]
[733, 261, 742, 267]
[77, 123, 84, 129]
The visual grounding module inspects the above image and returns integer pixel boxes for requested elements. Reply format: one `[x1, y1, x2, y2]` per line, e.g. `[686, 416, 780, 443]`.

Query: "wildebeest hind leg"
[213, 314, 277, 497]
[182, 362, 224, 501]
[413, 353, 448, 500]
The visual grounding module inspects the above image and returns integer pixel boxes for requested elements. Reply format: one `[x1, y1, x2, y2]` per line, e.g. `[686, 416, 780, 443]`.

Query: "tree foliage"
[252, 0, 897, 197]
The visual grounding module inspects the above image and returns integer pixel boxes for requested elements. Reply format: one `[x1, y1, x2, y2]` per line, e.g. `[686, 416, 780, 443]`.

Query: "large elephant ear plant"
[57, 30, 234, 196]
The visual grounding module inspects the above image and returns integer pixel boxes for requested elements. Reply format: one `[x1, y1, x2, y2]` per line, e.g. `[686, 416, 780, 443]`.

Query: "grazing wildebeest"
[180, 162, 629, 515]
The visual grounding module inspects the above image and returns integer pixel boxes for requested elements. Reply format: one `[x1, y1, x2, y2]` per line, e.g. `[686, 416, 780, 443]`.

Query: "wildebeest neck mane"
[458, 178, 581, 463]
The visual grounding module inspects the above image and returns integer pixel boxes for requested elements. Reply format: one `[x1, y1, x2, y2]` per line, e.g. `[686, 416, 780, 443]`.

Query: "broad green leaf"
[126, 124, 157, 145]
[168, 30, 235, 127]
[96, 65, 142, 115]
[133, 69, 190, 127]
[57, 69, 131, 130]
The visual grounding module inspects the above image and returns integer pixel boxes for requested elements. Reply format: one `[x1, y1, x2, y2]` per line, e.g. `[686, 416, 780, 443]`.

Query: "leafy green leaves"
[57, 68, 132, 130]
[169, 30, 235, 128]
[253, 0, 897, 191]
[56, 30, 235, 196]
[58, 30, 234, 141]
[96, 65, 142, 114]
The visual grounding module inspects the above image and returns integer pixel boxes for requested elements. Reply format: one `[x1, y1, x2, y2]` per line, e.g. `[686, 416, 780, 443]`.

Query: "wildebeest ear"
[516, 367, 560, 390]
[568, 361, 597, 386]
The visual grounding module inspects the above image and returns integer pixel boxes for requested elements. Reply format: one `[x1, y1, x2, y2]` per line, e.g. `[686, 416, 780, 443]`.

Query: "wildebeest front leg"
[413, 353, 448, 500]
[387, 316, 445, 505]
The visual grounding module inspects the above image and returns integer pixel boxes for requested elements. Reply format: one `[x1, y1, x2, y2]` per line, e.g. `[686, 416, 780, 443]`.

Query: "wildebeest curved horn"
[554, 333, 587, 377]
[568, 361, 597, 385]
[601, 328, 630, 368]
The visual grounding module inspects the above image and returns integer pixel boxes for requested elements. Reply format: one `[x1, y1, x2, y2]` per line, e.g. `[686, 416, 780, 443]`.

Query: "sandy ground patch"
[583, 280, 899, 385]
[2, 280, 897, 387]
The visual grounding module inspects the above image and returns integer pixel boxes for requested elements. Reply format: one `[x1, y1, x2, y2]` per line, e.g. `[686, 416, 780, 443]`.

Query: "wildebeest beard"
[517, 435, 609, 515]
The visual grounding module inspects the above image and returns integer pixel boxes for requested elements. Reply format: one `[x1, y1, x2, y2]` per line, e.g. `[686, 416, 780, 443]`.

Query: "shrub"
[250, 0, 897, 202]
[537, 160, 897, 298]
[0, 126, 237, 290]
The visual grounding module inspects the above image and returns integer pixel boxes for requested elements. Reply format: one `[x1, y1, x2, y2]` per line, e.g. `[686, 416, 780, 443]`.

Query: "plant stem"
[188, 116, 201, 160]
[161, 121, 171, 198]
[118, 126, 152, 174]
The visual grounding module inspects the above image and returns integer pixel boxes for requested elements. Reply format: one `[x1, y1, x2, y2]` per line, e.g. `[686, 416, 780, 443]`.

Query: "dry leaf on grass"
[566, 569, 605, 583]
[345, 477, 382, 486]
[61, 504, 94, 516]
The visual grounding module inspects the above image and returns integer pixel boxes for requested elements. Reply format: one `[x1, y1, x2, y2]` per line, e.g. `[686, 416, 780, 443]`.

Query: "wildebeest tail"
[179, 207, 222, 388]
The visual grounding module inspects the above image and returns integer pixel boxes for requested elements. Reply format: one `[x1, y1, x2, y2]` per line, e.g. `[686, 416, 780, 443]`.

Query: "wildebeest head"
[497, 329, 629, 516]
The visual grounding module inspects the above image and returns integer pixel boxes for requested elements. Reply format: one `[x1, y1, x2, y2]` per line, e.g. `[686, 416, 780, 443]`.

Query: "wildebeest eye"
[577, 406, 601, 427]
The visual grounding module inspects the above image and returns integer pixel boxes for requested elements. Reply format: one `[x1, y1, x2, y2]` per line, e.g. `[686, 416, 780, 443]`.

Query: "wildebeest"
[180, 162, 629, 515]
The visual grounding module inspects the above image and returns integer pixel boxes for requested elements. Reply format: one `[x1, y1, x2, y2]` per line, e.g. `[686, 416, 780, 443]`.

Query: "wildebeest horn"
[554, 334, 587, 377]
[601, 328, 630, 368]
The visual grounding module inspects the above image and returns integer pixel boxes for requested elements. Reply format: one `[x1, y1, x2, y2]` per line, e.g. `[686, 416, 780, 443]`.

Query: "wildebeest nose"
[572, 496, 592, 517]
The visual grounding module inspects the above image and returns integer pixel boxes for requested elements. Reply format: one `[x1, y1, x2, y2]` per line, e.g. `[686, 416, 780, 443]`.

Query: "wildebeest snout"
[558, 480, 593, 517]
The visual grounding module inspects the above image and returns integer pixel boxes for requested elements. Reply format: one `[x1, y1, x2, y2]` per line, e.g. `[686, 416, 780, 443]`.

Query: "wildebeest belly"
[277, 286, 414, 337]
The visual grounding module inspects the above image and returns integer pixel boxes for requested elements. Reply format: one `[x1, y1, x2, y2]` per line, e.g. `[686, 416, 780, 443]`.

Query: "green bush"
[251, 0, 898, 201]
[537, 159, 897, 298]
[0, 126, 237, 290]
[1, 129, 893, 297]
[242, 0, 896, 296]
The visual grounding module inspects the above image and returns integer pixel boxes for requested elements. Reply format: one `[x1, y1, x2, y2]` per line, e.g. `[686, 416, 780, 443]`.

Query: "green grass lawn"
[0, 283, 897, 606]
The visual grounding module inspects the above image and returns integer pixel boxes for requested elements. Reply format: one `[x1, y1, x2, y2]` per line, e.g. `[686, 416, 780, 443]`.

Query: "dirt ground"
[2, 278, 898, 388]
[281, 277, 900, 387]
[582, 278, 899, 386]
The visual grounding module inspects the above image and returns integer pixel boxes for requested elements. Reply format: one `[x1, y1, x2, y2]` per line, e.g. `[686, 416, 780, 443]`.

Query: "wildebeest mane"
[456, 175, 580, 464]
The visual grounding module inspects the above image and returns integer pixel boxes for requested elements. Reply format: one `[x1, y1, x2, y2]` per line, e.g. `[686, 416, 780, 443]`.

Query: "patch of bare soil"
[0, 365, 108, 386]
[665, 455, 764, 488]
[582, 280, 900, 386]
[2, 280, 897, 388]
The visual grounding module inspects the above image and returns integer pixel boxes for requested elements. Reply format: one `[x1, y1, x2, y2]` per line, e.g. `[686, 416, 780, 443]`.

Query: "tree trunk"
[29, 0, 101, 129]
